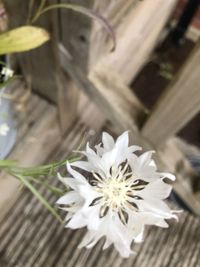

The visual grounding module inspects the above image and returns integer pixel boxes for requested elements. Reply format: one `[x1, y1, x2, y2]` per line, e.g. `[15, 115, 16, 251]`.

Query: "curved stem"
[31, 3, 116, 51]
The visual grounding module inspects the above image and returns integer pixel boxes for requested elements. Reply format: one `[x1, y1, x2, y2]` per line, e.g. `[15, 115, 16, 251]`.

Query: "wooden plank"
[60, 0, 176, 85]
[60, 0, 137, 73]
[4, 0, 59, 102]
[60, 0, 94, 73]
[89, 0, 138, 69]
[59, 45, 148, 139]
[91, 0, 178, 84]
[0, 101, 61, 220]
[4, 0, 78, 132]
[141, 40, 200, 147]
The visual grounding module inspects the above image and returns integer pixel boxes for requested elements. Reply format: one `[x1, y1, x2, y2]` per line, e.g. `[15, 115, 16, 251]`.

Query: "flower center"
[100, 178, 129, 210]
[89, 162, 146, 225]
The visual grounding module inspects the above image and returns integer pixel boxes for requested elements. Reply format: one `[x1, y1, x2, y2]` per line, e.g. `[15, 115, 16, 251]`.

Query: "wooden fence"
[4, 0, 200, 214]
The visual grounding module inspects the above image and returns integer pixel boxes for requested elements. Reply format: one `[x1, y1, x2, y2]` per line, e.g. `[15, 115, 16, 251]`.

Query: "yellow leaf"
[0, 26, 50, 55]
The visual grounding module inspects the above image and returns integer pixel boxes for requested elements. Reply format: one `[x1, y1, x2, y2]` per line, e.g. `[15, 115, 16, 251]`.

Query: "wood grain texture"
[141, 40, 200, 147]
[89, 0, 138, 69]
[59, 45, 148, 145]
[4, 0, 60, 102]
[4, 0, 78, 131]
[60, 0, 93, 73]
[0, 84, 61, 220]
[92, 0, 178, 84]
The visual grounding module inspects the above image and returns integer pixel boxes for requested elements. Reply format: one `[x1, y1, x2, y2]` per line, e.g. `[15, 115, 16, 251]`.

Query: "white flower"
[1, 67, 14, 80]
[0, 123, 10, 136]
[57, 131, 177, 258]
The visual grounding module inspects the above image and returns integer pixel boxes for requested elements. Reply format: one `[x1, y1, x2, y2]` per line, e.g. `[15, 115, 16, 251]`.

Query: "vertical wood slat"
[141, 40, 200, 147]
[4, 0, 59, 102]
[4, 0, 78, 132]
[89, 0, 138, 69]
[91, 0, 178, 84]
[60, 0, 94, 74]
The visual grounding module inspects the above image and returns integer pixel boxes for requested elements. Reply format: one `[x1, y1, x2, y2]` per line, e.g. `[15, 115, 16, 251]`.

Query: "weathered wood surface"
[0, 112, 199, 266]
[56, 0, 177, 85]
[141, 40, 200, 147]
[91, 0, 178, 84]
[4, 0, 59, 102]
[0, 80, 104, 220]
[0, 81, 61, 219]
[4, 0, 78, 132]
[60, 0, 94, 73]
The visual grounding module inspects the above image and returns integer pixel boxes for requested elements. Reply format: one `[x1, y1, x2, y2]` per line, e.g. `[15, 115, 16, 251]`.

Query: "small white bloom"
[0, 122, 10, 136]
[1, 67, 14, 80]
[57, 131, 177, 258]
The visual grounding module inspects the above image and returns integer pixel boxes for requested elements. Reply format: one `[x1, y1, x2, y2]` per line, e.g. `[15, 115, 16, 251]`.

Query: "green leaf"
[0, 26, 50, 55]
[15, 174, 63, 223]
[32, 3, 116, 51]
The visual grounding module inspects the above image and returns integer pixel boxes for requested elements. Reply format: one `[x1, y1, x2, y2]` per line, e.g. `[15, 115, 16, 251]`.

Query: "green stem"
[32, 0, 47, 23]
[31, 3, 116, 51]
[7, 156, 81, 178]
[14, 173, 63, 223]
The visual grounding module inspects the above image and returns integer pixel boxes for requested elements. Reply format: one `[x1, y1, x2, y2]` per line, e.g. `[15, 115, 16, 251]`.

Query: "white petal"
[67, 163, 87, 183]
[102, 239, 112, 250]
[138, 180, 172, 200]
[79, 230, 101, 249]
[95, 144, 105, 156]
[127, 213, 144, 238]
[134, 231, 144, 243]
[108, 215, 133, 258]
[114, 131, 130, 165]
[128, 153, 140, 171]
[71, 161, 93, 172]
[56, 191, 80, 205]
[86, 142, 97, 156]
[57, 173, 80, 189]
[138, 151, 155, 166]
[78, 184, 100, 205]
[116, 131, 129, 149]
[160, 172, 176, 181]
[64, 212, 73, 222]
[135, 212, 169, 228]
[67, 212, 88, 229]
[136, 198, 175, 219]
[101, 147, 118, 175]
[58, 176, 81, 190]
[102, 132, 115, 151]
[128, 145, 142, 153]
[149, 159, 157, 167]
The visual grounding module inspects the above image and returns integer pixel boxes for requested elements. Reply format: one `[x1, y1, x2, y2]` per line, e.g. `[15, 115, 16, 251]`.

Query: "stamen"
[99, 205, 109, 218]
[131, 185, 146, 191]
[91, 163, 147, 220]
[127, 201, 139, 211]
[118, 209, 129, 225]
[89, 197, 103, 207]
[92, 172, 103, 182]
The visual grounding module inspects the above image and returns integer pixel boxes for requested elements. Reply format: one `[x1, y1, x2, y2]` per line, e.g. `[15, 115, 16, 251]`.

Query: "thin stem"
[31, 3, 116, 51]
[7, 156, 81, 178]
[31, 0, 47, 23]
[14, 173, 63, 223]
